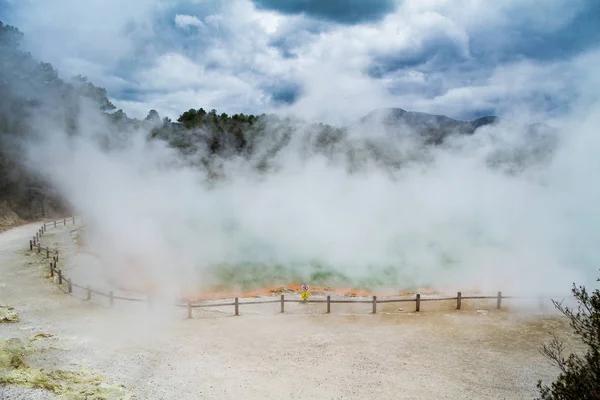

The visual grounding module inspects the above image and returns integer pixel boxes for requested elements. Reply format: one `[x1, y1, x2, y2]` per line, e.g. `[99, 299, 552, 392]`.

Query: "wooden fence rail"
[29, 217, 569, 319]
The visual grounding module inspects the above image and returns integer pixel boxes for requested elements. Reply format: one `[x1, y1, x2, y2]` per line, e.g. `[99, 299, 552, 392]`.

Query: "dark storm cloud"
[252, 0, 397, 24]
[368, 0, 600, 80]
[469, 0, 600, 63]
[358, 0, 599, 120]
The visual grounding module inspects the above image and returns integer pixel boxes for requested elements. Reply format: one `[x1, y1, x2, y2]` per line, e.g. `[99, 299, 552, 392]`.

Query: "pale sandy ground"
[0, 222, 585, 400]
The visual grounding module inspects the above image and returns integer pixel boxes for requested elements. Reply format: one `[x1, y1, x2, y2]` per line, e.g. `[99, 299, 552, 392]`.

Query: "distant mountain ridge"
[360, 108, 499, 144]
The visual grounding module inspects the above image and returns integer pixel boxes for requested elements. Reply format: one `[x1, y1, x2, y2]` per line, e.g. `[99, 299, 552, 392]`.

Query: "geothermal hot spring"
[20, 107, 600, 302]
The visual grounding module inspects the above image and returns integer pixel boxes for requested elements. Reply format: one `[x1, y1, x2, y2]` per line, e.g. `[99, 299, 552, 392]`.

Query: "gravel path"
[0, 222, 580, 399]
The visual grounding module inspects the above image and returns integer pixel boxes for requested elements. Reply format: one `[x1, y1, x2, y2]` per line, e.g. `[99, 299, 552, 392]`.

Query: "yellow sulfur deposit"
[0, 338, 133, 399]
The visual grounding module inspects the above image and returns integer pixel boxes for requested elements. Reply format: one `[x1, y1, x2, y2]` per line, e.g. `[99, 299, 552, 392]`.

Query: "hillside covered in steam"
[0, 20, 558, 225]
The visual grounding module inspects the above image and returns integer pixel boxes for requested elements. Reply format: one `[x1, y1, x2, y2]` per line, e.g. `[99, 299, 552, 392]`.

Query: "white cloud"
[137, 53, 209, 91]
[7, 0, 597, 123]
[252, 10, 282, 34]
[12, 0, 158, 82]
[174, 14, 205, 29]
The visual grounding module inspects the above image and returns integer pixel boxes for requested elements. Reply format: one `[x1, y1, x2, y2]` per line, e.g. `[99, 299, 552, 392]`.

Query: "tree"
[536, 272, 600, 399]
[0, 21, 24, 49]
[144, 109, 161, 123]
[71, 75, 116, 111]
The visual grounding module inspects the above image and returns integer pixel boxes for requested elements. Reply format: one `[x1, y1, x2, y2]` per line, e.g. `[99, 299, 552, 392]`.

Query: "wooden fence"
[29, 218, 565, 319]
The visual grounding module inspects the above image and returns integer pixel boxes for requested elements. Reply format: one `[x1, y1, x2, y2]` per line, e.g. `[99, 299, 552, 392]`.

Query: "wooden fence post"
[372, 296, 377, 314]
[109, 291, 114, 307]
[67, 279, 72, 293]
[187, 301, 192, 319]
[54, 220, 56, 228]
[416, 293, 421, 312]
[497, 291, 502, 309]
[46, 247, 49, 258]
[327, 295, 331, 314]
[63, 218, 66, 226]
[457, 292, 462, 310]
[57, 270, 62, 285]
[234, 297, 239, 316]
[86, 285, 91, 300]
[280, 295, 284, 313]
[29, 240, 33, 251]
[49, 262, 54, 277]
[37, 242, 40, 253]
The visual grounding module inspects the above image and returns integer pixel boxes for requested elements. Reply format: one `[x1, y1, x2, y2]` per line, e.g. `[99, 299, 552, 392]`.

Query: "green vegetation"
[536, 273, 600, 399]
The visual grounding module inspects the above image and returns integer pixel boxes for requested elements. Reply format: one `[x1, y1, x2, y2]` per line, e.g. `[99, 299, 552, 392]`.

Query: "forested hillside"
[0, 21, 128, 221]
[1, 20, 556, 226]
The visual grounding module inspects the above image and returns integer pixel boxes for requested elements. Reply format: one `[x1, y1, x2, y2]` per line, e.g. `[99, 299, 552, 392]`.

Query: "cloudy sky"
[2, 0, 599, 125]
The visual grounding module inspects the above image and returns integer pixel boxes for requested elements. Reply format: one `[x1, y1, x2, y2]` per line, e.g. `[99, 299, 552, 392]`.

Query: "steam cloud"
[20, 94, 600, 299]
[5, 0, 599, 300]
